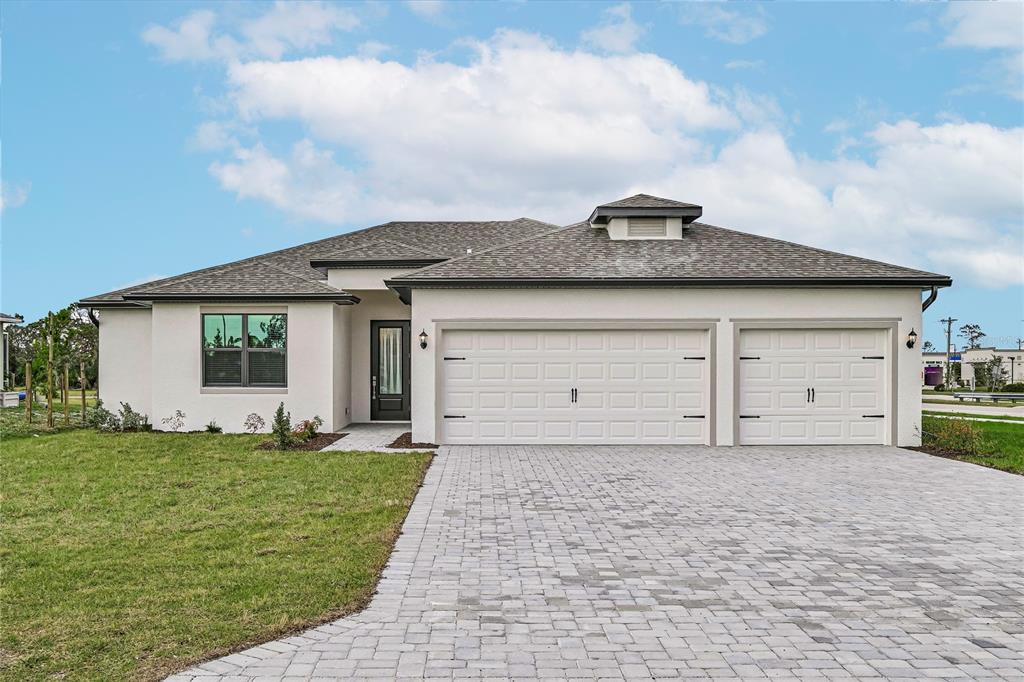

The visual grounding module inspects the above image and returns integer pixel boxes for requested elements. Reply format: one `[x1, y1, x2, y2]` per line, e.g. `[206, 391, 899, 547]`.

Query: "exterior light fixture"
[419, 329, 428, 349]
[906, 328, 918, 349]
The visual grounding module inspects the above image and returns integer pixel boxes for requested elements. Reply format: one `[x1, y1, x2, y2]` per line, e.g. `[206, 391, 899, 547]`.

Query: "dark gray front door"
[370, 320, 411, 421]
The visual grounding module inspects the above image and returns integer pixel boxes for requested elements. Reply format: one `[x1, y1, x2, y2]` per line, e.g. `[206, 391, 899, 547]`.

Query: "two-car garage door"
[441, 329, 709, 444]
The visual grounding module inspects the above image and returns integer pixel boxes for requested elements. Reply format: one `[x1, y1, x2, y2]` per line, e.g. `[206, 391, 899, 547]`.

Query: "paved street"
[171, 445, 1024, 681]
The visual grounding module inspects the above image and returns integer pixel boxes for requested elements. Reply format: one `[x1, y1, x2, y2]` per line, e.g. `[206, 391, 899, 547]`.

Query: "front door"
[370, 320, 411, 421]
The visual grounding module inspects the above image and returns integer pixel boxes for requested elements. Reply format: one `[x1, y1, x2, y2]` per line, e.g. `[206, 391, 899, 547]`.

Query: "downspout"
[921, 286, 938, 311]
[87, 308, 100, 326]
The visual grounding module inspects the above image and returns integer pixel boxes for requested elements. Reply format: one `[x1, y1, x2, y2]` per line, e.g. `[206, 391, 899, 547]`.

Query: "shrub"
[243, 413, 266, 434]
[271, 402, 294, 450]
[924, 418, 987, 456]
[1002, 382, 1024, 393]
[118, 403, 150, 432]
[294, 415, 324, 441]
[161, 410, 186, 432]
[205, 420, 222, 434]
[90, 399, 119, 432]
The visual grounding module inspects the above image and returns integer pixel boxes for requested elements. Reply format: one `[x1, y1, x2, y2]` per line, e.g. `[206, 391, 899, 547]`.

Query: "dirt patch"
[387, 432, 437, 450]
[257, 432, 347, 451]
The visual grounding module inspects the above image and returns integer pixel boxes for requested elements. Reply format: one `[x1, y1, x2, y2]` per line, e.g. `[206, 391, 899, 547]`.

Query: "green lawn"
[0, 430, 431, 681]
[922, 398, 1024, 408]
[921, 415, 1024, 475]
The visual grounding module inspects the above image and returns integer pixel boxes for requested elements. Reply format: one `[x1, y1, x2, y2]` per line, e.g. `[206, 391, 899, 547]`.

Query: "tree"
[971, 356, 1007, 390]
[7, 306, 98, 389]
[958, 323, 986, 350]
[922, 340, 935, 352]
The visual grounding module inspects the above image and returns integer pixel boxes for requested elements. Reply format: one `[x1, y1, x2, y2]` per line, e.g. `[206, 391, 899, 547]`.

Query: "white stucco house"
[80, 195, 952, 446]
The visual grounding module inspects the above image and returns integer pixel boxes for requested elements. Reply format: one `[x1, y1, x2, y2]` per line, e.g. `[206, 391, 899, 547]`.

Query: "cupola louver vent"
[627, 217, 668, 237]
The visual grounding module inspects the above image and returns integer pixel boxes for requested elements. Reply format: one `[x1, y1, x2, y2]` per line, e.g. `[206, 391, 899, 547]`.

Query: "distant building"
[1, 312, 24, 402]
[960, 347, 1024, 387]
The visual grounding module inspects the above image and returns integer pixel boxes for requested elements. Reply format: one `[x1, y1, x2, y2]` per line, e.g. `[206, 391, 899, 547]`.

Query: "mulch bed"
[257, 432, 347, 451]
[387, 432, 438, 450]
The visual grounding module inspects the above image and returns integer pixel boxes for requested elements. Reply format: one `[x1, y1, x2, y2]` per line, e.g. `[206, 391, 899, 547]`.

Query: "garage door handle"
[571, 388, 577, 403]
[811, 388, 815, 402]
[807, 388, 811, 403]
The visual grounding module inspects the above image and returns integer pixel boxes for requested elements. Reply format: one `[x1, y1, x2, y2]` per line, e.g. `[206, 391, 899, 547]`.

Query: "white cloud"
[0, 181, 30, 211]
[941, 3, 1024, 101]
[581, 3, 645, 54]
[405, 1, 446, 21]
[142, 2, 359, 63]
[679, 3, 768, 45]
[356, 40, 391, 59]
[942, 3, 1024, 50]
[724, 59, 764, 71]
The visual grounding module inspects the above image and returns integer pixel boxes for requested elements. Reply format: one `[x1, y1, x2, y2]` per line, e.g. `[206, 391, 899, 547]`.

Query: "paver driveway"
[172, 446, 1024, 681]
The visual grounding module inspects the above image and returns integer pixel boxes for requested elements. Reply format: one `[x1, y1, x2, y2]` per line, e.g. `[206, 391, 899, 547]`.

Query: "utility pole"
[939, 317, 957, 387]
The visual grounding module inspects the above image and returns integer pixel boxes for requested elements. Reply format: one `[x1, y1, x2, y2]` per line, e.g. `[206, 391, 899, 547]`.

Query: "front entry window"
[378, 327, 403, 395]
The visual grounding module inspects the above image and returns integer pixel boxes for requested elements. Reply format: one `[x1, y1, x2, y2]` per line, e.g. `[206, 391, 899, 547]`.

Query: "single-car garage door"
[738, 328, 888, 445]
[441, 329, 709, 444]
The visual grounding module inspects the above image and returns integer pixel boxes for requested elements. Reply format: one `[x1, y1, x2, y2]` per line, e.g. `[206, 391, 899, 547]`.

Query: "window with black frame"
[202, 313, 287, 387]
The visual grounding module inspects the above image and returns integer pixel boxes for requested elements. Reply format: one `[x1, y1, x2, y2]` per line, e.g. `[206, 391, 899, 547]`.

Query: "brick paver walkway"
[171, 446, 1024, 680]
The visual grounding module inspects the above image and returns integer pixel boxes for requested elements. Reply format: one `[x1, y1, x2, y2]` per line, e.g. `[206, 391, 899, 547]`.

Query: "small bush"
[271, 402, 294, 450]
[243, 413, 266, 434]
[90, 399, 119, 432]
[118, 403, 150, 432]
[924, 418, 988, 456]
[294, 416, 324, 441]
[161, 410, 186, 432]
[1002, 382, 1024, 393]
[205, 420, 222, 434]
[933, 383, 946, 392]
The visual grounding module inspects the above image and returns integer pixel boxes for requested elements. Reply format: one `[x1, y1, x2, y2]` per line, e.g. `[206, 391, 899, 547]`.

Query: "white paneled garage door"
[441, 329, 709, 444]
[738, 328, 888, 445]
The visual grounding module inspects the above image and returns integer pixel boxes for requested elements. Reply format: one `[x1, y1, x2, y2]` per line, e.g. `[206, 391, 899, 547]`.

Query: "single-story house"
[80, 194, 951, 446]
[1, 312, 24, 405]
[960, 347, 1024, 387]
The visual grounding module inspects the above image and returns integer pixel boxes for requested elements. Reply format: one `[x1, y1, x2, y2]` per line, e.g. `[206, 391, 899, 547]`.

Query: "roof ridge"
[692, 222, 948, 278]
[393, 220, 574, 278]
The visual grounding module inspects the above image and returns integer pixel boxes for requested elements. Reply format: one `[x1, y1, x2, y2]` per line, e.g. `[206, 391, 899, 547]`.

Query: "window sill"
[200, 387, 288, 395]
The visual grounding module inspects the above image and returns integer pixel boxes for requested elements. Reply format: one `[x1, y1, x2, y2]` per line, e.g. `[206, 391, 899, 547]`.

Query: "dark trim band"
[310, 258, 446, 269]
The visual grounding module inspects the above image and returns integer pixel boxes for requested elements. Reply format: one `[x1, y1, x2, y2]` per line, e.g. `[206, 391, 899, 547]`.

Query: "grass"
[0, 430, 432, 681]
[1, 399, 95, 438]
[923, 410, 1024, 423]
[920, 415, 1024, 475]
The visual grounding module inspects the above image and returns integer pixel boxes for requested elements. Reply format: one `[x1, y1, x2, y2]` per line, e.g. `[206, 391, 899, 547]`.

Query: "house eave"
[119, 293, 362, 304]
[588, 206, 703, 225]
[386, 276, 954, 290]
[309, 258, 447, 270]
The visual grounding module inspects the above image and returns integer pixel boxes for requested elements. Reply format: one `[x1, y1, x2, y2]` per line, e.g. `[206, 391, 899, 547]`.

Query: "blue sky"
[2, 1, 1022, 350]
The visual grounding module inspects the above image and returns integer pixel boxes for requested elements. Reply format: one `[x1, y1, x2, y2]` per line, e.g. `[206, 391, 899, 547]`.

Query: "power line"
[939, 317, 957, 387]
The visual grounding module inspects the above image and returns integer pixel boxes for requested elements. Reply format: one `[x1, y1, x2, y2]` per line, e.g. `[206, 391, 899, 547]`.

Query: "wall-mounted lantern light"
[419, 329, 428, 349]
[906, 328, 918, 349]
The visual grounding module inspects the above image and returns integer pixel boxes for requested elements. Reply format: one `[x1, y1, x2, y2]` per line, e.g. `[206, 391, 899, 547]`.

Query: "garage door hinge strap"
[683, 415, 705, 419]
[443, 415, 466, 419]
[443, 356, 465, 361]
[739, 356, 760, 360]
[684, 356, 705, 360]
[862, 414, 885, 418]
[739, 415, 760, 419]
[862, 356, 884, 359]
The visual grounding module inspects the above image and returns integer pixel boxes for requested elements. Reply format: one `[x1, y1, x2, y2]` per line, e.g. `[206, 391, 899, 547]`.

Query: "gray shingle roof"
[391, 221, 951, 284]
[81, 218, 556, 304]
[598, 194, 702, 210]
[311, 239, 443, 264]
